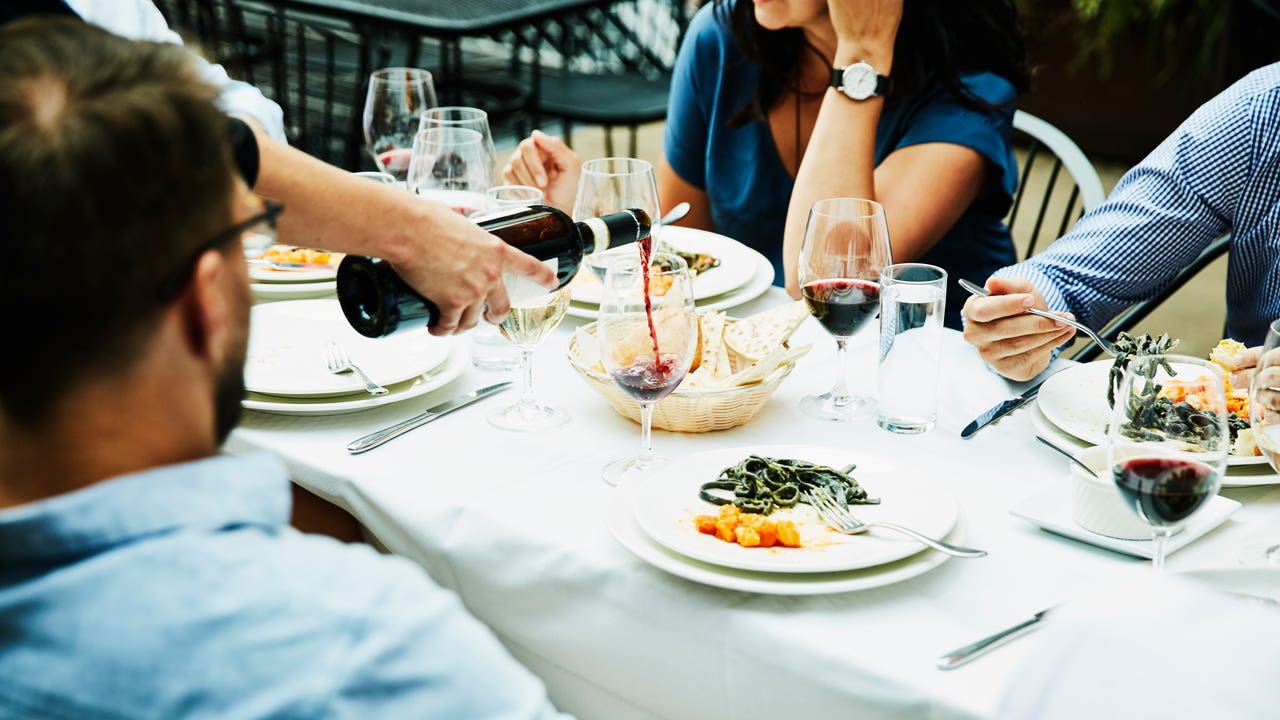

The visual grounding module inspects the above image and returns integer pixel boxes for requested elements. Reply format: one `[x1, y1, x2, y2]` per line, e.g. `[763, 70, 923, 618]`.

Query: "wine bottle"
[338, 205, 651, 338]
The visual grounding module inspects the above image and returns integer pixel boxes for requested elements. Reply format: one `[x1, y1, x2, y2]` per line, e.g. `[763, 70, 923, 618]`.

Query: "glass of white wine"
[1242, 318, 1280, 566]
[487, 286, 573, 431]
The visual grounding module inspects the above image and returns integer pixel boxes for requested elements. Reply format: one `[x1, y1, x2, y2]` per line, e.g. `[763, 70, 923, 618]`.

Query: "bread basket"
[566, 321, 797, 433]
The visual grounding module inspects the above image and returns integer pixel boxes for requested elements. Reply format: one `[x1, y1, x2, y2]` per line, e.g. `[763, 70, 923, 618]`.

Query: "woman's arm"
[656, 159, 714, 230]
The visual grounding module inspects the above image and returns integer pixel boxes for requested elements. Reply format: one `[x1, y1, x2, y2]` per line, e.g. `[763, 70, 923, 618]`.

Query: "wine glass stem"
[1151, 527, 1172, 571]
[831, 338, 851, 406]
[638, 402, 655, 464]
[515, 348, 537, 412]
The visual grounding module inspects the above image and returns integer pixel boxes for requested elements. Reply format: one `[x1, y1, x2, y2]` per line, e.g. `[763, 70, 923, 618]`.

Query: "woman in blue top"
[505, 0, 1028, 328]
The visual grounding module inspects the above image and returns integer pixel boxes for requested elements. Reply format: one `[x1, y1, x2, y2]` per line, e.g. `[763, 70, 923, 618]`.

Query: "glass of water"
[876, 263, 946, 434]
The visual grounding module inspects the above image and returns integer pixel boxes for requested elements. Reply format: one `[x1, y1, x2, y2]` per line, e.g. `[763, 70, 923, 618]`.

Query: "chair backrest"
[525, 0, 688, 77]
[1008, 110, 1106, 260]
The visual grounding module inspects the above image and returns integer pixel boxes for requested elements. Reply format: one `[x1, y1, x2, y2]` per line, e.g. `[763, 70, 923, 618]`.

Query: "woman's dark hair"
[717, 0, 1030, 126]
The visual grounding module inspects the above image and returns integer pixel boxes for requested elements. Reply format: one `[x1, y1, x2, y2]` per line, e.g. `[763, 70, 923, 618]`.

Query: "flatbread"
[723, 301, 809, 361]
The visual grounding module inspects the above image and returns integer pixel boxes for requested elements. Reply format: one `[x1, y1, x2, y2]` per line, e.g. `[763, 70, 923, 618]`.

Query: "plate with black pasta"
[630, 445, 958, 574]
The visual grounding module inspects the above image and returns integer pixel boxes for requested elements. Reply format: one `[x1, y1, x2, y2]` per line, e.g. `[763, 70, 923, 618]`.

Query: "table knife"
[936, 607, 1053, 671]
[961, 380, 1045, 439]
[346, 381, 511, 454]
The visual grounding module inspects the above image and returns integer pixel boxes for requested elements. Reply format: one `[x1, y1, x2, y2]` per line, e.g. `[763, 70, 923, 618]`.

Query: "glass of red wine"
[598, 252, 697, 485]
[1107, 354, 1229, 570]
[362, 68, 437, 185]
[1242, 319, 1280, 566]
[797, 198, 893, 420]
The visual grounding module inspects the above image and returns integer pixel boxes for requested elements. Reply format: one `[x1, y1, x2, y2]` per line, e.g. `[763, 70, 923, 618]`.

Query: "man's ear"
[178, 251, 233, 367]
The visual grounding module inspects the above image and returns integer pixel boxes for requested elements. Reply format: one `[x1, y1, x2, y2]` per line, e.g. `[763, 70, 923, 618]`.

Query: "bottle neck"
[579, 208, 646, 254]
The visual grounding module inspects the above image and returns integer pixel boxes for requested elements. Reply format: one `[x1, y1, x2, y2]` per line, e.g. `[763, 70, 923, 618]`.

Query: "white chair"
[1008, 110, 1107, 260]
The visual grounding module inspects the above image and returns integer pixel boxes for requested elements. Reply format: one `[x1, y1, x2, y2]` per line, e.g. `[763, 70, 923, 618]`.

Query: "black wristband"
[227, 117, 259, 188]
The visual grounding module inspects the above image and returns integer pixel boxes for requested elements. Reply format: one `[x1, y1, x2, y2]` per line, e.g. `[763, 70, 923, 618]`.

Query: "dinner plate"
[1037, 361, 1268, 467]
[570, 226, 759, 305]
[609, 479, 956, 595]
[241, 338, 466, 415]
[630, 445, 958, 574]
[1009, 482, 1240, 559]
[248, 264, 339, 283]
[245, 299, 451, 397]
[566, 249, 775, 321]
[250, 280, 336, 303]
[1030, 404, 1280, 487]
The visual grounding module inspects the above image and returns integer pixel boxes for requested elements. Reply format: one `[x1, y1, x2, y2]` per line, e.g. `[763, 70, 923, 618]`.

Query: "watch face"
[842, 63, 878, 101]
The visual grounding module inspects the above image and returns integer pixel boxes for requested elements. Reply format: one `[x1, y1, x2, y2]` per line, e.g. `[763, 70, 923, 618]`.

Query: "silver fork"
[806, 487, 987, 558]
[958, 278, 1118, 357]
[323, 340, 388, 396]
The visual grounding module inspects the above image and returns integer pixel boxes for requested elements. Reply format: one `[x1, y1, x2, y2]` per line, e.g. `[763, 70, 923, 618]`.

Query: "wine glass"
[1107, 354, 1229, 571]
[407, 126, 493, 216]
[487, 286, 573, 431]
[598, 252, 697, 485]
[573, 158, 661, 275]
[362, 68, 437, 184]
[797, 198, 893, 420]
[1242, 319, 1280, 566]
[487, 185, 544, 208]
[419, 106, 498, 182]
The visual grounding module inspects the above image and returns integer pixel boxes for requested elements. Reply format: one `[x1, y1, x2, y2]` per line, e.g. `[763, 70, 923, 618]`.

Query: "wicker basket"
[567, 322, 796, 433]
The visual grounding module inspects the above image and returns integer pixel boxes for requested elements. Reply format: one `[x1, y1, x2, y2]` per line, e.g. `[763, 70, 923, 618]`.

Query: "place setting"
[244, 237, 344, 303]
[241, 298, 464, 415]
[607, 444, 981, 595]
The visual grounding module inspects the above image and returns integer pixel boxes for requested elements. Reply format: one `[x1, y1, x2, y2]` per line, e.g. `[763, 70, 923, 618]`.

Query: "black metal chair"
[524, 0, 689, 156]
[1008, 110, 1107, 261]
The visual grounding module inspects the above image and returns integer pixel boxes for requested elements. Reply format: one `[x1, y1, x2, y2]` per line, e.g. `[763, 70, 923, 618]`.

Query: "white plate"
[1179, 567, 1280, 602]
[609, 479, 955, 595]
[250, 280, 336, 303]
[248, 265, 339, 283]
[1037, 361, 1268, 467]
[241, 339, 466, 415]
[1009, 482, 1241, 559]
[630, 445, 958, 574]
[570, 226, 759, 305]
[1031, 404, 1280, 487]
[245, 299, 452, 397]
[566, 249, 775, 321]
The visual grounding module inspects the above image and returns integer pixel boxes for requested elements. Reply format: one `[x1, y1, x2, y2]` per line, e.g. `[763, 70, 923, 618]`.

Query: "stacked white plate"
[609, 444, 964, 595]
[248, 252, 340, 303]
[1033, 360, 1277, 486]
[567, 226, 775, 320]
[242, 299, 463, 415]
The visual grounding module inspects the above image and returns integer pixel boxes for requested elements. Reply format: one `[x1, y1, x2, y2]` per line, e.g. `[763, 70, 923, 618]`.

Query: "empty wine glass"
[419, 106, 498, 182]
[1108, 354, 1229, 571]
[598, 252, 697, 485]
[487, 185, 544, 208]
[408, 126, 493, 216]
[487, 286, 573, 431]
[573, 158, 661, 277]
[797, 198, 893, 420]
[1242, 319, 1280, 566]
[362, 68, 436, 184]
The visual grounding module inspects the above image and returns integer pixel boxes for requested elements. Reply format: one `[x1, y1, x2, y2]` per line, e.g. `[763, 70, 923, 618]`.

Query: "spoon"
[659, 201, 690, 227]
[1035, 435, 1100, 478]
[957, 278, 1119, 357]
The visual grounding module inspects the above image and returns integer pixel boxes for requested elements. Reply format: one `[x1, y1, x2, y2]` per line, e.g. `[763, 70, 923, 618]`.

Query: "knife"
[961, 380, 1045, 439]
[936, 607, 1053, 671]
[346, 381, 512, 454]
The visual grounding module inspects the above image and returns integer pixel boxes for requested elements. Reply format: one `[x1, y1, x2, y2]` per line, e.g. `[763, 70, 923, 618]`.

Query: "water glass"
[876, 263, 946, 434]
[363, 68, 436, 183]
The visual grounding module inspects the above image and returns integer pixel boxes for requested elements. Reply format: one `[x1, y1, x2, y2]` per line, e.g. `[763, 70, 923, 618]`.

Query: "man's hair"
[0, 18, 238, 425]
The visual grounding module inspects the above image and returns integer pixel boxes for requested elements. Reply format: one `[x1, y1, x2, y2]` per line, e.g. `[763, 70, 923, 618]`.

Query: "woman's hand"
[501, 130, 580, 213]
[828, 0, 903, 57]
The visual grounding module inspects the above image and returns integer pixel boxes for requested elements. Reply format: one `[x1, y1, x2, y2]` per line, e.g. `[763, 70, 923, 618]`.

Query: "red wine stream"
[639, 234, 661, 366]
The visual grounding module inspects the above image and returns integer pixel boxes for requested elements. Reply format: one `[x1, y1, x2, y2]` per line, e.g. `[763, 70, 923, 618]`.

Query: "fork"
[958, 278, 1119, 357]
[805, 487, 987, 558]
[324, 340, 388, 396]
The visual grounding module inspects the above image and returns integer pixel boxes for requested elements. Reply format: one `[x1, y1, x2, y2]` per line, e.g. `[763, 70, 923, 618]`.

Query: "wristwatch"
[830, 62, 890, 101]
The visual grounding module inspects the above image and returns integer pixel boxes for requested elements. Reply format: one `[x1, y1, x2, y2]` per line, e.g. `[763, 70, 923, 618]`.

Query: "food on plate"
[1106, 332, 1179, 408]
[694, 504, 801, 548]
[259, 245, 341, 267]
[698, 455, 878, 515]
[656, 242, 720, 276]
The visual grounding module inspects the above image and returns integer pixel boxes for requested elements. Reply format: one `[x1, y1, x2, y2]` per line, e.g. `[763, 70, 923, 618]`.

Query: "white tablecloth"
[227, 288, 1280, 719]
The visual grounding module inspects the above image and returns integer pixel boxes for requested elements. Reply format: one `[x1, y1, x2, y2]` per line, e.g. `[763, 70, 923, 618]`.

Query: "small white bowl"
[1070, 446, 1154, 541]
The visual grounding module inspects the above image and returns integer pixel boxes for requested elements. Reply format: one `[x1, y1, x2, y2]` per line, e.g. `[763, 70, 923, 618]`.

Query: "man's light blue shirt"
[994, 62, 1280, 346]
[0, 453, 563, 719]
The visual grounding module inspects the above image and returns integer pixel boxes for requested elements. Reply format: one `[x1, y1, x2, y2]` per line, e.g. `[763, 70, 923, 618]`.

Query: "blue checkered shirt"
[994, 62, 1280, 346]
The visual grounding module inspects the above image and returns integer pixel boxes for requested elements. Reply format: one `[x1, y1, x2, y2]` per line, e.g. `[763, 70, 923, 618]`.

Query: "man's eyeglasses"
[157, 199, 284, 302]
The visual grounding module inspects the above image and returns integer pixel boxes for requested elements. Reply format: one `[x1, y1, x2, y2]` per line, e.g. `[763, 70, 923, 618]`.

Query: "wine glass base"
[1238, 542, 1280, 567]
[487, 402, 569, 432]
[602, 454, 667, 486]
[799, 392, 875, 421]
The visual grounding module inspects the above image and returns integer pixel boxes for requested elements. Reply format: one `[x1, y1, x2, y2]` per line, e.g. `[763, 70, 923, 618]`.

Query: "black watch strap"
[830, 67, 891, 96]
